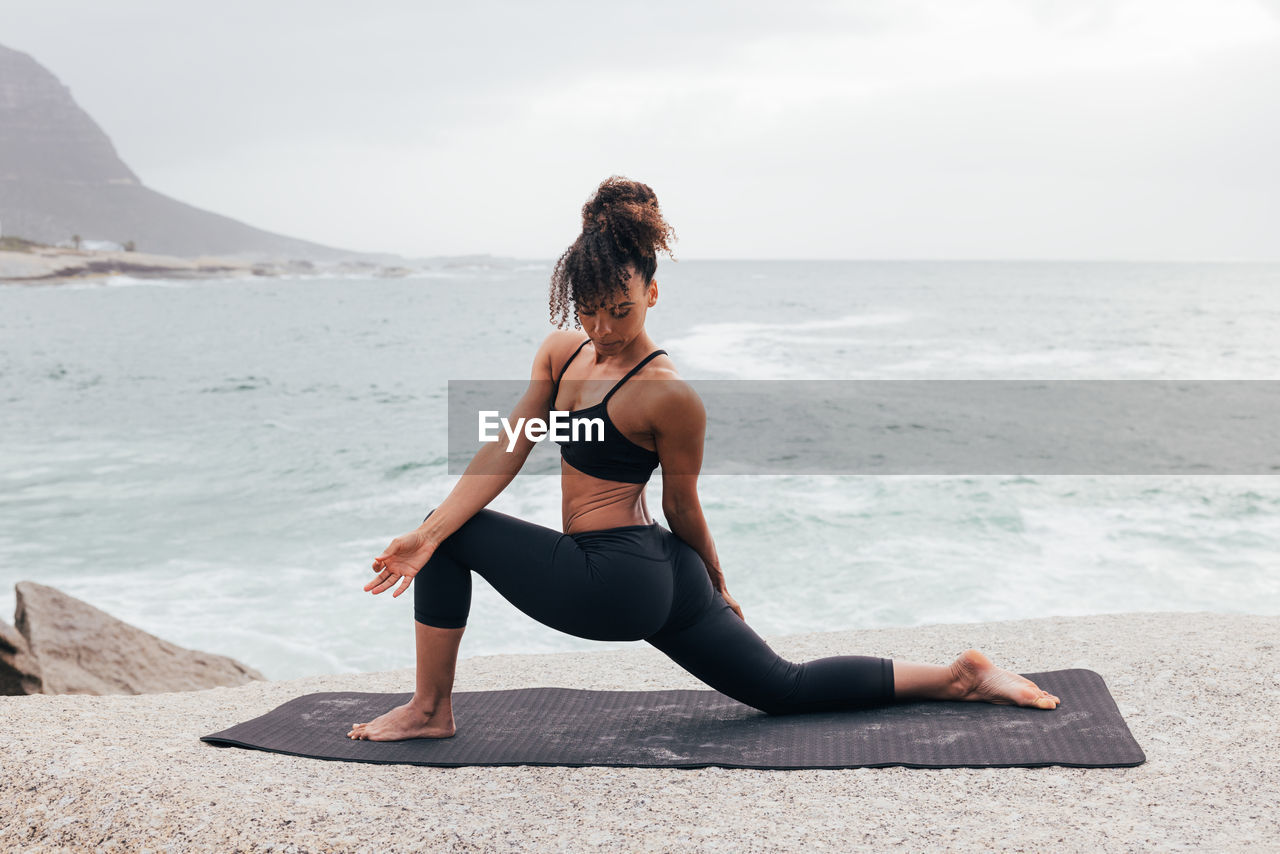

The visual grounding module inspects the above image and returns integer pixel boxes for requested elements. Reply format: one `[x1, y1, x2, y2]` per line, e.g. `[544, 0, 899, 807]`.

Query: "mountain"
[0, 43, 363, 260]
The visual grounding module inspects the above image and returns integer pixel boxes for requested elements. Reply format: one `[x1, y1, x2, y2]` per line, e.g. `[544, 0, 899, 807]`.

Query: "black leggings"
[414, 508, 896, 715]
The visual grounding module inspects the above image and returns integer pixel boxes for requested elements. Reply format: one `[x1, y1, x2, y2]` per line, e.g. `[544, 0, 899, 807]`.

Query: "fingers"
[364, 569, 398, 593]
[391, 575, 413, 598]
[366, 572, 400, 595]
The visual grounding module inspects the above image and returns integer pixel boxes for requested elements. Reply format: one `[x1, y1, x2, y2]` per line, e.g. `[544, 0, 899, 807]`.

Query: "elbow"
[471, 438, 530, 476]
[662, 496, 702, 524]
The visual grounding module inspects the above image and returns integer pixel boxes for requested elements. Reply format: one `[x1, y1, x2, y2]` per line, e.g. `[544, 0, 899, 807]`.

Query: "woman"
[348, 177, 1060, 741]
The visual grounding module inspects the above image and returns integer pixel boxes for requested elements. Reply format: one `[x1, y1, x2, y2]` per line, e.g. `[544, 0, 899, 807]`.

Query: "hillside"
[0, 43, 362, 260]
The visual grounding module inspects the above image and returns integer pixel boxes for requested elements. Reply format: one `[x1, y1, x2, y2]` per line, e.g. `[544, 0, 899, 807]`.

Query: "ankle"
[410, 695, 452, 716]
[942, 659, 968, 700]
[945, 649, 986, 700]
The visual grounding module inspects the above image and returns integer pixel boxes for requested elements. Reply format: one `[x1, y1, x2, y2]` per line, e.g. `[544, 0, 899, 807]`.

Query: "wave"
[665, 312, 913, 379]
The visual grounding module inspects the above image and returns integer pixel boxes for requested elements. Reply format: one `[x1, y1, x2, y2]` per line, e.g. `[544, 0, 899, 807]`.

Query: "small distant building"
[81, 239, 125, 252]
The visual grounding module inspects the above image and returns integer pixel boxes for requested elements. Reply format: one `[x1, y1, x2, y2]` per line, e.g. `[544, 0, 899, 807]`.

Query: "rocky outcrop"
[0, 581, 265, 695]
[0, 617, 42, 694]
[0, 43, 360, 259]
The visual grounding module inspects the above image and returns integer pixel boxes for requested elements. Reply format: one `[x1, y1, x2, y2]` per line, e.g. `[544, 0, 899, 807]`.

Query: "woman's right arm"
[366, 333, 576, 597]
[413, 334, 565, 550]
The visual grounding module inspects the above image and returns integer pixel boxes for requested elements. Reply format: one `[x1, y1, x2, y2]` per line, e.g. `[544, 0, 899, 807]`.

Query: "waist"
[569, 521, 668, 562]
[569, 521, 662, 539]
[560, 463, 653, 535]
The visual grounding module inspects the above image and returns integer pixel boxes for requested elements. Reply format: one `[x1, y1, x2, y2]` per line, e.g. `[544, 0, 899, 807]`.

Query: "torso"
[549, 336, 675, 535]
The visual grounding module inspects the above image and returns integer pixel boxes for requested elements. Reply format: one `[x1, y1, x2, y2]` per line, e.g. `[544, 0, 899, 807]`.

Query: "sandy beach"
[2, 611, 1276, 852]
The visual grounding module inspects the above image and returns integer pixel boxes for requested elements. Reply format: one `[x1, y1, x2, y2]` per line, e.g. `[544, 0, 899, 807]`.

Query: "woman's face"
[574, 266, 657, 355]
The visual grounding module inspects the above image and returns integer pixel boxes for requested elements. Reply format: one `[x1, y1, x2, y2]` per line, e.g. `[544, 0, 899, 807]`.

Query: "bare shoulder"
[642, 356, 704, 421]
[532, 329, 590, 378]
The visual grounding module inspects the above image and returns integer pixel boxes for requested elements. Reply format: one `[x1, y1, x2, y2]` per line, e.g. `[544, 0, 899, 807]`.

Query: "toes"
[1015, 684, 1044, 704]
[1030, 691, 1060, 709]
[1030, 688, 1062, 707]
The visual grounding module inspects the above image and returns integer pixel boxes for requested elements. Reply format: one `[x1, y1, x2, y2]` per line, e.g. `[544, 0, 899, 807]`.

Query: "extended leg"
[648, 533, 1061, 714]
[647, 537, 894, 715]
[649, 592, 895, 715]
[650, 603, 1061, 713]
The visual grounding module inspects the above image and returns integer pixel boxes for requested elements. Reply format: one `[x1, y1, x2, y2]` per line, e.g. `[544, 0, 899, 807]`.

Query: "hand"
[364, 528, 437, 598]
[719, 586, 744, 621]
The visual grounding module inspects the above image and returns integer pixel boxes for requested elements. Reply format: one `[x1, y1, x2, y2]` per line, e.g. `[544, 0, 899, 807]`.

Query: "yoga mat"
[201, 668, 1144, 769]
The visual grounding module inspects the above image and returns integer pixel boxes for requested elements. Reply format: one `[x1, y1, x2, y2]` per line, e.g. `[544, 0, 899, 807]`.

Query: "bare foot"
[949, 649, 1061, 710]
[346, 700, 456, 741]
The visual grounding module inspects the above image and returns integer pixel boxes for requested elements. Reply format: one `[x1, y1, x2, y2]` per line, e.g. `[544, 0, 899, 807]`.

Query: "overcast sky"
[4, 0, 1278, 260]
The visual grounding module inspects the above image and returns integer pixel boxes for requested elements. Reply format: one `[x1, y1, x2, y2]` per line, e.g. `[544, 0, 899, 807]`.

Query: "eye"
[610, 309, 631, 319]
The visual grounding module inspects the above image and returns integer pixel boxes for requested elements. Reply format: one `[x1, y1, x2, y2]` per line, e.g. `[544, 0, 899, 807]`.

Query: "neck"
[593, 335, 657, 365]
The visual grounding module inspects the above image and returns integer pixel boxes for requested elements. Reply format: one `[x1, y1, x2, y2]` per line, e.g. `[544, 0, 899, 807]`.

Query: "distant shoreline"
[0, 246, 419, 284]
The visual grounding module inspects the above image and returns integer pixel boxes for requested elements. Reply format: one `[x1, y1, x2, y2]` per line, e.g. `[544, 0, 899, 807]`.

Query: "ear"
[647, 279, 658, 307]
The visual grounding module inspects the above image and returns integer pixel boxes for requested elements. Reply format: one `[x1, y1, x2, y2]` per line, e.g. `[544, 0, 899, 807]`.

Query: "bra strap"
[602, 349, 667, 403]
[551, 338, 592, 398]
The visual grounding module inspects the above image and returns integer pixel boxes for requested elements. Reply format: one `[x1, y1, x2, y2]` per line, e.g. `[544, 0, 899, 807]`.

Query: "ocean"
[2, 260, 1278, 679]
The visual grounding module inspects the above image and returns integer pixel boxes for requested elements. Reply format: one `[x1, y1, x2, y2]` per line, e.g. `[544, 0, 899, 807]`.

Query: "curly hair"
[549, 176, 677, 329]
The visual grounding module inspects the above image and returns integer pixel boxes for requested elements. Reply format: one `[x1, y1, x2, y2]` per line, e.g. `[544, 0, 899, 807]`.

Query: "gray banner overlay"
[448, 380, 1280, 475]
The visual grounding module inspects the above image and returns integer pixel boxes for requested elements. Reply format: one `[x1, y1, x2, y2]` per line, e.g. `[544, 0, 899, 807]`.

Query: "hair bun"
[583, 209, 610, 235]
[579, 175, 675, 259]
[548, 176, 677, 329]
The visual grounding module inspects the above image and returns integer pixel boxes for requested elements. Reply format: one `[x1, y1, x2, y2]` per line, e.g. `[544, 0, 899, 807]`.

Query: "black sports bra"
[550, 339, 667, 484]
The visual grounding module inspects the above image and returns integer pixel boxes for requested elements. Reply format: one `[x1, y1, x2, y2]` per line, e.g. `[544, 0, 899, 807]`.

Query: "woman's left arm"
[651, 382, 744, 621]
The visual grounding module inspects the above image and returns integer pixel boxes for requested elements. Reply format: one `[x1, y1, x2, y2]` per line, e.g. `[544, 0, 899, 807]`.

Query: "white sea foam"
[665, 312, 914, 379]
[58, 276, 145, 290]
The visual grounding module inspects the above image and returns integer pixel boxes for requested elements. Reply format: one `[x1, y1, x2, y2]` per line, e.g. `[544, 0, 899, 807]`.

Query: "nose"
[585, 315, 612, 339]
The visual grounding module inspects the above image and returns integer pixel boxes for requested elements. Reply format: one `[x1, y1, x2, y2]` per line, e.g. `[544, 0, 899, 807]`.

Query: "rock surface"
[2, 581, 264, 695]
[1, 612, 1277, 852]
[0, 617, 42, 694]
